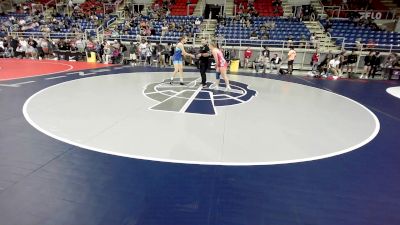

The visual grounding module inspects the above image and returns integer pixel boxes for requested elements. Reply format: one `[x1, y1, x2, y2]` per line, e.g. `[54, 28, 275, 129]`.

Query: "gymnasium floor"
[0, 59, 399, 225]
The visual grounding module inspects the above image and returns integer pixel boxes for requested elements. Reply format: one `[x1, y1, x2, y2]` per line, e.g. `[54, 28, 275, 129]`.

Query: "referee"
[197, 38, 210, 87]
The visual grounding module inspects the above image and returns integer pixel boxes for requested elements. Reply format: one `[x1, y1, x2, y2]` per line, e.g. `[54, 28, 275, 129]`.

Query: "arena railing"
[8, 32, 86, 40]
[3, 32, 398, 75]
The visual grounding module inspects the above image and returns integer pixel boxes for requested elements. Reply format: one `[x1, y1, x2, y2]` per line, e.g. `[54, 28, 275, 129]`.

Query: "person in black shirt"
[361, 51, 373, 79]
[196, 38, 210, 87]
[369, 51, 381, 79]
[346, 50, 358, 78]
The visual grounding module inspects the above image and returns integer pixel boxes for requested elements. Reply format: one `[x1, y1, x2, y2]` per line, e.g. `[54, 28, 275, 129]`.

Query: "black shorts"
[288, 60, 294, 66]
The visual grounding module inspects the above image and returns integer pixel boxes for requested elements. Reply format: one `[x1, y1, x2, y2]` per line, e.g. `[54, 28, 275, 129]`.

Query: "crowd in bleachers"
[112, 2, 201, 41]
[0, 0, 122, 37]
[323, 17, 400, 51]
[216, 17, 311, 47]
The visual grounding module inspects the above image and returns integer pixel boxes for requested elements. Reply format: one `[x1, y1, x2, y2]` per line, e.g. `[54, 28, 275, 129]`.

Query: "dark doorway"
[204, 4, 224, 19]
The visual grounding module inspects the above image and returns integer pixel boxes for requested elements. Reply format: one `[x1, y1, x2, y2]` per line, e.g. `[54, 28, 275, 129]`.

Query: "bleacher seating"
[118, 15, 202, 43]
[216, 17, 310, 46]
[0, 13, 103, 38]
[323, 19, 400, 50]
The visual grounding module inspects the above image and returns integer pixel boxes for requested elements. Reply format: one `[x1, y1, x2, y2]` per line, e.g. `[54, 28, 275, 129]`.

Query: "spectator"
[366, 39, 376, 49]
[261, 47, 270, 71]
[15, 42, 26, 58]
[311, 50, 320, 72]
[369, 51, 381, 79]
[164, 43, 172, 66]
[324, 19, 332, 33]
[139, 40, 147, 62]
[244, 47, 252, 69]
[325, 50, 334, 62]
[250, 31, 258, 40]
[195, 17, 201, 28]
[287, 46, 296, 75]
[382, 53, 398, 79]
[145, 43, 152, 65]
[355, 38, 363, 51]
[328, 55, 341, 78]
[361, 51, 374, 79]
[270, 53, 282, 73]
[103, 41, 111, 64]
[253, 54, 266, 73]
[310, 33, 319, 49]
[158, 43, 168, 67]
[341, 0, 349, 10]
[261, 32, 269, 40]
[346, 50, 358, 78]
[25, 42, 37, 59]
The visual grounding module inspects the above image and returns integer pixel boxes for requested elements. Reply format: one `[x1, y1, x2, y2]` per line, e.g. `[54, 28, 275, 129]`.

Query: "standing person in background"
[145, 42, 152, 66]
[382, 53, 398, 79]
[369, 51, 381, 79]
[361, 51, 373, 79]
[244, 47, 252, 69]
[159, 43, 166, 67]
[287, 46, 296, 75]
[261, 46, 270, 73]
[346, 50, 358, 78]
[311, 49, 320, 73]
[163, 43, 171, 66]
[103, 41, 111, 64]
[197, 38, 210, 87]
[128, 41, 137, 66]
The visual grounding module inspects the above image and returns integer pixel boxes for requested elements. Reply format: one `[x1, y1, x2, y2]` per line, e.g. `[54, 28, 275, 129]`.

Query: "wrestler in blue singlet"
[172, 46, 183, 64]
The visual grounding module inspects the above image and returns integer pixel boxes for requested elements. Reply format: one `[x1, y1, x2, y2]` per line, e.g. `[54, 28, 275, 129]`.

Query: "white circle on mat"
[387, 86, 400, 99]
[23, 72, 380, 166]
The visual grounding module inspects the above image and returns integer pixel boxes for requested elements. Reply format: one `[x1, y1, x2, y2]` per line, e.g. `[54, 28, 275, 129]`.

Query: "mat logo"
[144, 78, 257, 115]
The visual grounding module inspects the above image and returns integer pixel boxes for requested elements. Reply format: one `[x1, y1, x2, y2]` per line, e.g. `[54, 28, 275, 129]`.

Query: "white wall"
[205, 0, 225, 5]
[131, 0, 153, 4]
[289, 0, 311, 6]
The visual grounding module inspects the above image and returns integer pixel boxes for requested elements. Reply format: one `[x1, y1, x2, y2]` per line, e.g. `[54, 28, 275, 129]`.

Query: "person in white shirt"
[138, 40, 148, 61]
[253, 54, 266, 73]
[194, 18, 201, 29]
[0, 39, 4, 50]
[328, 55, 341, 77]
[19, 38, 28, 49]
[161, 23, 168, 36]
[15, 43, 26, 58]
